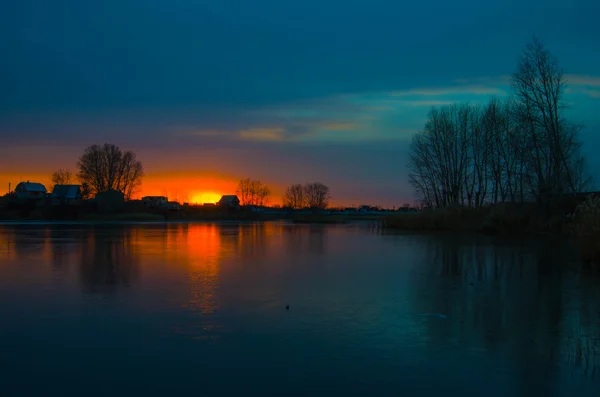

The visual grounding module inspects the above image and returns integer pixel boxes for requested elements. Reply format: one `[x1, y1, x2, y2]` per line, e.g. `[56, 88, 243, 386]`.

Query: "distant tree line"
[408, 37, 593, 209]
[235, 179, 333, 209]
[283, 182, 331, 209]
[48, 144, 336, 207]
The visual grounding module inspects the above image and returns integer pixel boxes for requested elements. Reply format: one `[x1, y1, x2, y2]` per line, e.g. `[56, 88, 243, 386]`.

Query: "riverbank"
[382, 199, 600, 263]
[0, 207, 389, 224]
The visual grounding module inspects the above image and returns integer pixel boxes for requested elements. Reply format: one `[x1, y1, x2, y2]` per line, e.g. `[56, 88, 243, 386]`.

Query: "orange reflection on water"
[184, 224, 224, 315]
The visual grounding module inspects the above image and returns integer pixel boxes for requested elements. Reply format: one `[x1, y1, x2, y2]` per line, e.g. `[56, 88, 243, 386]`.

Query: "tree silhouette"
[77, 143, 144, 200]
[283, 183, 305, 208]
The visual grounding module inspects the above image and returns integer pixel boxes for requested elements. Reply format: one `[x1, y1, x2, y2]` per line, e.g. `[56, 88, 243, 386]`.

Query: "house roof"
[51, 184, 81, 199]
[219, 195, 240, 204]
[17, 181, 46, 192]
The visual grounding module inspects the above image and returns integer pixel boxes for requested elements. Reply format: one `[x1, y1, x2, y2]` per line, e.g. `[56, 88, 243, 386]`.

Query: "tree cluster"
[77, 143, 144, 200]
[283, 182, 331, 209]
[408, 37, 592, 209]
[236, 178, 270, 206]
[50, 143, 144, 200]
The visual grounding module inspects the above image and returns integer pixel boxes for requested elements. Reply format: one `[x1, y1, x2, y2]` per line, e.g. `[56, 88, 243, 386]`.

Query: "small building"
[95, 189, 125, 213]
[14, 181, 47, 200]
[218, 195, 240, 209]
[142, 196, 168, 207]
[51, 184, 82, 206]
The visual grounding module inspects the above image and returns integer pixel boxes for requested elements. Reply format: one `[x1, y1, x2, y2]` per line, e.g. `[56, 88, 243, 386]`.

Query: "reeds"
[569, 195, 600, 263]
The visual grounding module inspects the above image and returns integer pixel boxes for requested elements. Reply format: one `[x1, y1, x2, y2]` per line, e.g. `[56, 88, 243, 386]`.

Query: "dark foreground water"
[0, 222, 599, 396]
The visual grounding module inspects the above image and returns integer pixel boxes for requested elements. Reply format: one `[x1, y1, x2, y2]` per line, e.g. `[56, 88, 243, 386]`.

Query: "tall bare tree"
[304, 182, 331, 209]
[283, 184, 305, 208]
[77, 143, 144, 200]
[511, 36, 586, 203]
[236, 178, 270, 206]
[408, 37, 591, 209]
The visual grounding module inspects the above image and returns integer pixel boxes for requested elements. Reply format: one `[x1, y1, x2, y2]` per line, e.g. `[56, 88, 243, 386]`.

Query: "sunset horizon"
[2, 2, 600, 395]
[1, 0, 598, 207]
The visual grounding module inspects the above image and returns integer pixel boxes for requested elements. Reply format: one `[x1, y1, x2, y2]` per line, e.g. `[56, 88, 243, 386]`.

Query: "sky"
[1, 0, 599, 206]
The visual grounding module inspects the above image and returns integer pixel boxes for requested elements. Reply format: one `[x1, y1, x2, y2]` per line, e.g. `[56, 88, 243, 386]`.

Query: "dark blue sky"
[1, 0, 599, 204]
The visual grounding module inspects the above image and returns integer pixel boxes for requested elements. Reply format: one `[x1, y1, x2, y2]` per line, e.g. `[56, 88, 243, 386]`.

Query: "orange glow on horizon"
[131, 173, 241, 204]
[190, 191, 222, 204]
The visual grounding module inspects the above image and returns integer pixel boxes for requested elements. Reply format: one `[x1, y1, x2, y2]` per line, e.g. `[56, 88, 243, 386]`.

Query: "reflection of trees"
[4, 226, 47, 261]
[283, 224, 327, 257]
[411, 235, 600, 389]
[79, 227, 139, 294]
[236, 223, 268, 261]
[48, 227, 82, 271]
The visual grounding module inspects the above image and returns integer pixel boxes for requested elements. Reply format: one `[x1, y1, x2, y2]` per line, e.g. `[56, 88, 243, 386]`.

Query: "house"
[95, 189, 125, 213]
[218, 195, 240, 208]
[142, 196, 168, 207]
[14, 181, 47, 200]
[51, 184, 82, 206]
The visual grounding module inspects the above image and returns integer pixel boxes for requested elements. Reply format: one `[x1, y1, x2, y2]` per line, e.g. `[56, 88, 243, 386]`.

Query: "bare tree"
[283, 184, 305, 208]
[256, 183, 270, 206]
[408, 105, 473, 207]
[236, 178, 270, 206]
[236, 178, 252, 205]
[48, 168, 73, 193]
[77, 143, 144, 200]
[408, 37, 591, 209]
[304, 182, 331, 209]
[52, 169, 73, 185]
[511, 36, 585, 203]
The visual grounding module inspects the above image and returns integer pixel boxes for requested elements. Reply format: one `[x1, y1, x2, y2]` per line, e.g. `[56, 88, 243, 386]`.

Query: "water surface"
[0, 222, 598, 396]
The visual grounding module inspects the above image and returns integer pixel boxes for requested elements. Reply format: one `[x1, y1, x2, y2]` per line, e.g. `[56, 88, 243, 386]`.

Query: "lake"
[0, 222, 598, 396]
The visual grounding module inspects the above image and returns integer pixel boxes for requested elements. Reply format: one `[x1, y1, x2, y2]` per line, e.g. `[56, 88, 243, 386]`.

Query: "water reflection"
[236, 223, 269, 261]
[0, 223, 598, 395]
[283, 224, 328, 257]
[184, 224, 222, 315]
[409, 234, 600, 386]
[79, 226, 140, 294]
[47, 227, 81, 271]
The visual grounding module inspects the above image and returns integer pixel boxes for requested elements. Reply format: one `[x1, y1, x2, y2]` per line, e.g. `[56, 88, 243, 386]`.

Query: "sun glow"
[190, 191, 222, 204]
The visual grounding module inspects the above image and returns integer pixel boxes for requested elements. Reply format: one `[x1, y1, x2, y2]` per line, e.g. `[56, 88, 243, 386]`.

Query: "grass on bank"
[383, 198, 600, 263]
[569, 195, 600, 263]
[382, 203, 537, 234]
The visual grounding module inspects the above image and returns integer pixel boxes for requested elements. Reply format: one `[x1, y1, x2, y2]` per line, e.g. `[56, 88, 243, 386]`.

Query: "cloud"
[565, 74, 600, 87]
[396, 100, 457, 107]
[238, 128, 285, 141]
[390, 85, 507, 97]
[454, 76, 512, 86]
[563, 74, 600, 99]
[320, 122, 361, 131]
[565, 87, 600, 99]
